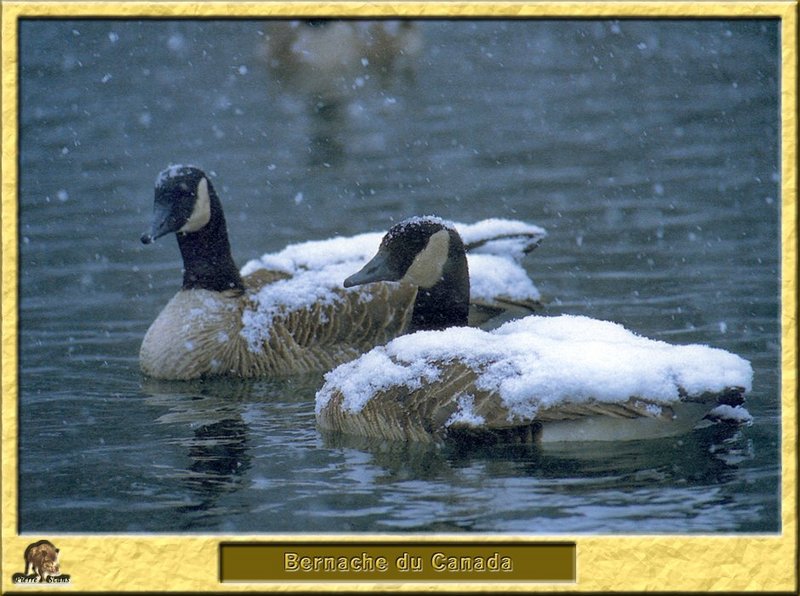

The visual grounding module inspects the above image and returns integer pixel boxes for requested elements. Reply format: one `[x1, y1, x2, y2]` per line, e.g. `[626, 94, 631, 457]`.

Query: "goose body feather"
[316, 315, 753, 444]
[141, 271, 416, 380]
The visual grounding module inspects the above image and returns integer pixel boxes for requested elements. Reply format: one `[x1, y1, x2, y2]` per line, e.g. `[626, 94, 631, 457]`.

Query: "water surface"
[18, 19, 780, 533]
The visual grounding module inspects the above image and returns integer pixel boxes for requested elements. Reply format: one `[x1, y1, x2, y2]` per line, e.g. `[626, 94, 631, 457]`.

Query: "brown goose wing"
[276, 281, 417, 353]
[235, 281, 417, 376]
[318, 358, 485, 443]
[468, 296, 543, 327]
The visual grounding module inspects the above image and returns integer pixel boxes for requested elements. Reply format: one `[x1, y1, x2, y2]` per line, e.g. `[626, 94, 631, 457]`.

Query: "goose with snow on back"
[315, 218, 754, 444]
[139, 167, 546, 380]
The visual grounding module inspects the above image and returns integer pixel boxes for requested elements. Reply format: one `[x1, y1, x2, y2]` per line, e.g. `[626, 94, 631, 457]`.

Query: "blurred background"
[17, 19, 780, 533]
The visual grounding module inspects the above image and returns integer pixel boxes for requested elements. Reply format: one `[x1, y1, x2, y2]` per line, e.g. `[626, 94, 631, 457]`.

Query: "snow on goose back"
[315, 314, 753, 444]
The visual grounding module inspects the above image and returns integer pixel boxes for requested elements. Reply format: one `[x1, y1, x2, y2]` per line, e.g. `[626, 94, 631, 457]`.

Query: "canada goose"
[263, 20, 422, 100]
[139, 167, 545, 380]
[262, 20, 422, 164]
[139, 165, 413, 380]
[315, 221, 754, 444]
[264, 20, 363, 104]
[240, 216, 546, 328]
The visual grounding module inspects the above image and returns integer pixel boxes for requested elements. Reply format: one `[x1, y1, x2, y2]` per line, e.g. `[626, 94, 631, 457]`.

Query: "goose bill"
[141, 204, 180, 244]
[344, 250, 398, 287]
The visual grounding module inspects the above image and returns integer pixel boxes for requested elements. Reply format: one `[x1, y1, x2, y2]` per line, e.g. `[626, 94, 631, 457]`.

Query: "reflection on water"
[178, 419, 252, 518]
[17, 19, 780, 533]
[263, 20, 423, 166]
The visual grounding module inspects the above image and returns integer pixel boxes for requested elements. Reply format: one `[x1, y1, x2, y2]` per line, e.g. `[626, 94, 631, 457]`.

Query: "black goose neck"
[408, 233, 470, 332]
[176, 191, 244, 293]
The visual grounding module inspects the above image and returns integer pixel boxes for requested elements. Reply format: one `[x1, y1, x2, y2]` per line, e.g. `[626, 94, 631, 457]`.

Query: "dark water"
[17, 19, 780, 533]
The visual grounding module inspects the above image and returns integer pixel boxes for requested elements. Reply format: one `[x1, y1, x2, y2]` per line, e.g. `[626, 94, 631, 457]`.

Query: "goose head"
[141, 165, 215, 244]
[141, 165, 243, 292]
[345, 216, 470, 332]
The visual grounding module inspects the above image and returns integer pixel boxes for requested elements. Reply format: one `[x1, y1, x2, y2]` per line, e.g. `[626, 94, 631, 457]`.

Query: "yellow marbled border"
[1, 1, 796, 592]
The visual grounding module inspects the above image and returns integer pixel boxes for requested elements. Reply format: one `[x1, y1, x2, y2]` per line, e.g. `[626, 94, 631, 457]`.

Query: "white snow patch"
[459, 218, 547, 261]
[156, 164, 199, 188]
[707, 404, 753, 425]
[467, 253, 541, 303]
[445, 394, 486, 428]
[241, 231, 383, 277]
[643, 402, 664, 417]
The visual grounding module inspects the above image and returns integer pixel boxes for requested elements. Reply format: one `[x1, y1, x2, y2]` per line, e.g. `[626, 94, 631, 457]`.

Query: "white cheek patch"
[179, 177, 211, 233]
[401, 229, 450, 288]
